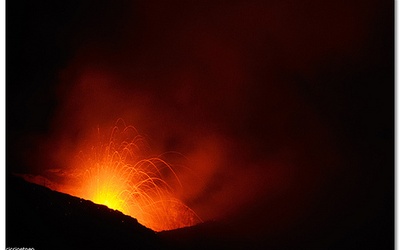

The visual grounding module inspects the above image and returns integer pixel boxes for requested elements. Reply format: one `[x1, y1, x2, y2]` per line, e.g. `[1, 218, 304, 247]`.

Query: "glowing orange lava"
[64, 120, 201, 231]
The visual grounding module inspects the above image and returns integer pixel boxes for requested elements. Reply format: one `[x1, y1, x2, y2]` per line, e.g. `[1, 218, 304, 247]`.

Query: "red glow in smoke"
[18, 0, 386, 238]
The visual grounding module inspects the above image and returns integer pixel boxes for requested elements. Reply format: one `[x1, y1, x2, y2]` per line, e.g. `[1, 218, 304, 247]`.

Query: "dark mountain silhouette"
[6, 175, 163, 250]
[6, 174, 394, 250]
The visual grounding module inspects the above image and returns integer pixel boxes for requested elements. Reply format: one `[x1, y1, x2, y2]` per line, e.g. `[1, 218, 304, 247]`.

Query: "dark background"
[7, 0, 394, 249]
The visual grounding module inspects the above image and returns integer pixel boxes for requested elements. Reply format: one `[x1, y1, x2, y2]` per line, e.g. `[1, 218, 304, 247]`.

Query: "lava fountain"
[59, 120, 201, 231]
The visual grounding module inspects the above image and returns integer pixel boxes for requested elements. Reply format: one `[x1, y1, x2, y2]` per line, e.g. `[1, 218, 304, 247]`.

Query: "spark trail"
[64, 120, 201, 231]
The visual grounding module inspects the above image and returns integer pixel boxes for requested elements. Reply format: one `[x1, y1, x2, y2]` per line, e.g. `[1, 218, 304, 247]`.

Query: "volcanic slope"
[7, 174, 393, 250]
[6, 175, 164, 250]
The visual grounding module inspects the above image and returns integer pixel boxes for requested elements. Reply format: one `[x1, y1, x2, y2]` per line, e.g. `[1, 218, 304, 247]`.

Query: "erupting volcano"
[27, 120, 201, 232]
[7, 0, 393, 249]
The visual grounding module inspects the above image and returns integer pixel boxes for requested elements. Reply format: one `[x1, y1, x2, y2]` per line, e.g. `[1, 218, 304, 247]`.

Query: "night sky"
[7, 0, 394, 248]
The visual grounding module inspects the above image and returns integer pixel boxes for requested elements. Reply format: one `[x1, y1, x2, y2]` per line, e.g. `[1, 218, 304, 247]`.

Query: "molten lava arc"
[66, 121, 201, 231]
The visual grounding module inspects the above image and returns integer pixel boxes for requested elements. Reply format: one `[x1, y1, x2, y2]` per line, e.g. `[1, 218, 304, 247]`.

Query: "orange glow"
[61, 120, 201, 231]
